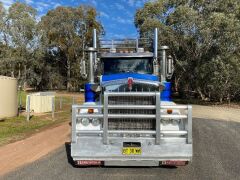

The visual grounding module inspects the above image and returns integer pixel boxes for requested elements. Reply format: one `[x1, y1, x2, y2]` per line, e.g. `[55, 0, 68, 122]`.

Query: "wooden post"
[72, 96, 75, 105]
[26, 95, 30, 121]
[17, 87, 21, 116]
[60, 97, 62, 110]
[52, 97, 55, 119]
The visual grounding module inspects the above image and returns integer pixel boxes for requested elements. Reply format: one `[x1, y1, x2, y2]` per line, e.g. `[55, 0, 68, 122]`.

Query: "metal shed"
[26, 92, 55, 113]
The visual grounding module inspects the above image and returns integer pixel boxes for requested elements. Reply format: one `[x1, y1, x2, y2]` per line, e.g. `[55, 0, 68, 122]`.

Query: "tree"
[0, 2, 13, 77]
[39, 5, 103, 91]
[135, 0, 240, 102]
[0, 2, 37, 88]
[0, 2, 103, 91]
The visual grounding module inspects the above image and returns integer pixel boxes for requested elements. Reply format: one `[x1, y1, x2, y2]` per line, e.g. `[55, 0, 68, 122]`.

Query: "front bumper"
[71, 92, 193, 166]
[71, 136, 192, 166]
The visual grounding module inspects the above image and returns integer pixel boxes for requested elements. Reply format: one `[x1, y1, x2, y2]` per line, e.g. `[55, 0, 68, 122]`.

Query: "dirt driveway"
[193, 105, 240, 122]
[0, 122, 70, 176]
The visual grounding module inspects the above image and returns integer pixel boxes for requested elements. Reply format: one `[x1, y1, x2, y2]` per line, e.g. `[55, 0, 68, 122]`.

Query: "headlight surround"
[92, 118, 100, 126]
[161, 119, 168, 125]
[172, 119, 180, 125]
[81, 118, 90, 126]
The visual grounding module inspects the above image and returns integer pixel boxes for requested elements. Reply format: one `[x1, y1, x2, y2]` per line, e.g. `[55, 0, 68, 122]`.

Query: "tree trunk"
[24, 65, 27, 87]
[219, 94, 223, 104]
[197, 88, 206, 101]
[18, 63, 21, 80]
[67, 60, 71, 91]
[11, 71, 14, 78]
[227, 93, 231, 106]
[10, 63, 15, 78]
[174, 76, 179, 92]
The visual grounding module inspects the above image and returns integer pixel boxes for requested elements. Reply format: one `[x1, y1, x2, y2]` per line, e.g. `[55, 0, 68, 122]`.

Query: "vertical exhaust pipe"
[154, 28, 158, 59]
[160, 46, 169, 82]
[87, 47, 97, 84]
[93, 29, 97, 49]
[93, 29, 97, 70]
[153, 28, 159, 76]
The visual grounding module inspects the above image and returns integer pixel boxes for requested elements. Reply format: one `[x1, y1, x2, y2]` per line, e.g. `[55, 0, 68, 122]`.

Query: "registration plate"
[122, 147, 142, 155]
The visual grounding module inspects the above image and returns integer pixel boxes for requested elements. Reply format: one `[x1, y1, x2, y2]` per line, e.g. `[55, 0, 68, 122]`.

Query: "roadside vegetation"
[0, 2, 103, 91]
[135, 0, 240, 103]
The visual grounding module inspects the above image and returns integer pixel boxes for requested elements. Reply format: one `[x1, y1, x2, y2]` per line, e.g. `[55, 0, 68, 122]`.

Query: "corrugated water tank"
[0, 76, 18, 118]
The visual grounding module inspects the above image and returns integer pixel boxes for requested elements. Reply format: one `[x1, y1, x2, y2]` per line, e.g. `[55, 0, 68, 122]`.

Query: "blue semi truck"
[71, 28, 192, 167]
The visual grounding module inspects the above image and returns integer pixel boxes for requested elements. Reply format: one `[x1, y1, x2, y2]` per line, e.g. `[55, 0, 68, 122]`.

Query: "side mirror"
[80, 60, 87, 79]
[166, 55, 174, 79]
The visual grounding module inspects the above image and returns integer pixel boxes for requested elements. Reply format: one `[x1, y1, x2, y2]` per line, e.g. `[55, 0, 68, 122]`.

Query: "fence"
[25, 93, 83, 121]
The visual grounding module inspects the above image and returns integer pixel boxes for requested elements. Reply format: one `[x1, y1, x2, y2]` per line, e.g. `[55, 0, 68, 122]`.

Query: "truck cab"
[71, 29, 192, 167]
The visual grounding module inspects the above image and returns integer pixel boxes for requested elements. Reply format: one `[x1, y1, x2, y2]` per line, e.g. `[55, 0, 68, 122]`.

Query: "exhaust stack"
[153, 28, 159, 76]
[93, 29, 97, 70]
[154, 28, 158, 59]
[86, 47, 97, 84]
[93, 29, 97, 49]
[160, 46, 169, 82]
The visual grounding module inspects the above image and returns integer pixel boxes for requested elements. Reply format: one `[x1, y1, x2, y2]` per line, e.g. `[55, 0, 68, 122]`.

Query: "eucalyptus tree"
[0, 2, 13, 77]
[39, 5, 103, 91]
[2, 2, 37, 86]
[135, 0, 240, 102]
[0, 2, 103, 91]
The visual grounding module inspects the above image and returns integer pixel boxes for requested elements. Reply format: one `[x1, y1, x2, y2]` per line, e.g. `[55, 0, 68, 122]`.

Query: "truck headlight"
[92, 118, 100, 126]
[161, 119, 168, 125]
[172, 119, 180, 125]
[81, 118, 90, 126]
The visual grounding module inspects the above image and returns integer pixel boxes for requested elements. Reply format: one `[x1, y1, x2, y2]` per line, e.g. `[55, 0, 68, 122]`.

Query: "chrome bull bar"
[72, 92, 192, 145]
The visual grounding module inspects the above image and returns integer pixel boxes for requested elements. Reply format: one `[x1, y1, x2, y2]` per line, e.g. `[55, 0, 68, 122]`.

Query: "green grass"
[0, 92, 80, 146]
[0, 111, 70, 146]
[18, 90, 27, 108]
[0, 116, 49, 144]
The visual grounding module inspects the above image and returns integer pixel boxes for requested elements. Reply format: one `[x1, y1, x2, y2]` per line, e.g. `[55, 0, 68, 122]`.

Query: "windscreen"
[103, 58, 153, 75]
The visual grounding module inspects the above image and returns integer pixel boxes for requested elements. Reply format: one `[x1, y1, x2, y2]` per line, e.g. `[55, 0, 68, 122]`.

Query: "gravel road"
[2, 118, 240, 180]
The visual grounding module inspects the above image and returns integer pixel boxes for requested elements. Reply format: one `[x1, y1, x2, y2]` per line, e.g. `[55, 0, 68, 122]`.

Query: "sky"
[1, 0, 150, 39]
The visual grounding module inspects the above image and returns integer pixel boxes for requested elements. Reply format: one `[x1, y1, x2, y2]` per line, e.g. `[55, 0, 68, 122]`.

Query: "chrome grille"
[108, 96, 155, 105]
[108, 95, 156, 130]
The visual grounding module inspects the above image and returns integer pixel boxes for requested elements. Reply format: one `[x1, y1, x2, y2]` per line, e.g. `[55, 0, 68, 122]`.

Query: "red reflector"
[161, 160, 187, 166]
[76, 160, 102, 166]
